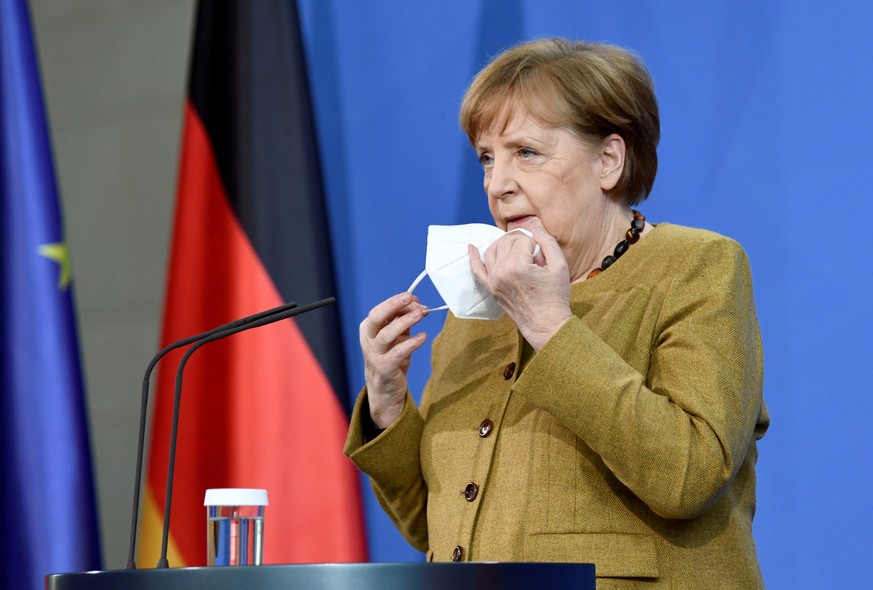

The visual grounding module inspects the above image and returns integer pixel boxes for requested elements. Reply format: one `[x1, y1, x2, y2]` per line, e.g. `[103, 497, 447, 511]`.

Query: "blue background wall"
[295, 1, 872, 587]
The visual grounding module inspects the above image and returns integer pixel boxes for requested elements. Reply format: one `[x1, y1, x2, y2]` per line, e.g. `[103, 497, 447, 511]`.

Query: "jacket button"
[503, 362, 516, 380]
[452, 545, 463, 562]
[478, 419, 493, 438]
[464, 482, 479, 502]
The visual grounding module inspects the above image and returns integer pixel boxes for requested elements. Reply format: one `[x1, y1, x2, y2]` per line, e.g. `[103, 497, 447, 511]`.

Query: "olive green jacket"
[345, 224, 769, 589]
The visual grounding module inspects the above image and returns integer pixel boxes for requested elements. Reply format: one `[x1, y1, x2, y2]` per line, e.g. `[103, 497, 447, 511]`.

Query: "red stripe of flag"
[140, 0, 366, 567]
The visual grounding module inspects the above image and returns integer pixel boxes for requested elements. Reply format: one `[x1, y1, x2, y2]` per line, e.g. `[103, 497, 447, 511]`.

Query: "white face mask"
[407, 224, 540, 320]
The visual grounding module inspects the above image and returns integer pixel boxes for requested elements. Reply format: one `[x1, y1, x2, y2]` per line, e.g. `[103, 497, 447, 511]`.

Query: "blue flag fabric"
[0, 0, 101, 587]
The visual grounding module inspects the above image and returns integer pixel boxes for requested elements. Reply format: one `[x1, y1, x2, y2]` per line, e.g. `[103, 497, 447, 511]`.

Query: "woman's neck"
[573, 205, 650, 283]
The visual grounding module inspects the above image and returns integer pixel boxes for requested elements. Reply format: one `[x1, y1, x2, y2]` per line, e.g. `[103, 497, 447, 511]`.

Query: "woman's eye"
[479, 153, 494, 166]
[518, 147, 538, 158]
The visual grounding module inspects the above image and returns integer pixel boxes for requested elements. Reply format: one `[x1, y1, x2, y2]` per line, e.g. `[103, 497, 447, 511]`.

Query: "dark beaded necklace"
[586, 210, 646, 280]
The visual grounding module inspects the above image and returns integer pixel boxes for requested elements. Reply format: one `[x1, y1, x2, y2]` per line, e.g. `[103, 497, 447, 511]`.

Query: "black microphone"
[155, 296, 337, 568]
[125, 301, 299, 569]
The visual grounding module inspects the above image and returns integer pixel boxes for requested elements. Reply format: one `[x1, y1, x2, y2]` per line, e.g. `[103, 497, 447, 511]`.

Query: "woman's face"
[475, 107, 620, 281]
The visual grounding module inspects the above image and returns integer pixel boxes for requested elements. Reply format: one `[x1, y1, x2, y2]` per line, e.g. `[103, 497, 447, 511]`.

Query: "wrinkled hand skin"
[469, 220, 573, 351]
[360, 291, 428, 428]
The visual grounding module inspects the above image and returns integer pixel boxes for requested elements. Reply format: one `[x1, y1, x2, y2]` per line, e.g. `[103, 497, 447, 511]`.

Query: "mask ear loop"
[407, 269, 449, 313]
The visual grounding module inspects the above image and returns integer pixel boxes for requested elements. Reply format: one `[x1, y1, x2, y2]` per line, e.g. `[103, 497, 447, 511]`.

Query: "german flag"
[138, 0, 366, 566]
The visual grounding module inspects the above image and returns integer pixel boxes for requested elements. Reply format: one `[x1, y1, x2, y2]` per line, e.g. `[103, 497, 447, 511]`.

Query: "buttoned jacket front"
[346, 224, 769, 589]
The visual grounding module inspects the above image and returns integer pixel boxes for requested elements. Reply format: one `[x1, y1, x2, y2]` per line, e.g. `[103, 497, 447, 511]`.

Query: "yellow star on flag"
[38, 242, 72, 290]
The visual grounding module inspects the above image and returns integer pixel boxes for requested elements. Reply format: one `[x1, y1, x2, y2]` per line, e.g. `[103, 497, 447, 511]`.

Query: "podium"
[46, 562, 596, 589]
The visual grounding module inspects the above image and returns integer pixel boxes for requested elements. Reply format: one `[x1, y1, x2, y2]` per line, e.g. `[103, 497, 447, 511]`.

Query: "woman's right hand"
[360, 292, 428, 429]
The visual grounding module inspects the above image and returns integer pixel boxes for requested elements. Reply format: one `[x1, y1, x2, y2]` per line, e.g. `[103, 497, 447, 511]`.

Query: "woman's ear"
[599, 134, 626, 192]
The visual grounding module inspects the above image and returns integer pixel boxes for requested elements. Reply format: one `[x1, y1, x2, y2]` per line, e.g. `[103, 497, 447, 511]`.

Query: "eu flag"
[1, 0, 102, 587]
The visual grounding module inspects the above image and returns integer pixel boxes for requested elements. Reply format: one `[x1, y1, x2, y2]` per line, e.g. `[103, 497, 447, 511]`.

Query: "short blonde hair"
[460, 38, 660, 205]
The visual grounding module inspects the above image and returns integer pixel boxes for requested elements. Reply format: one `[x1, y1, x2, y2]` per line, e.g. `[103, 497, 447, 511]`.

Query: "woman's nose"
[485, 158, 518, 200]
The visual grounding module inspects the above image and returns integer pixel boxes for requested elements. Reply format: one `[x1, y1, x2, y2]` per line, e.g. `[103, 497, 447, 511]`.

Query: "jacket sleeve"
[512, 236, 766, 520]
[344, 389, 429, 551]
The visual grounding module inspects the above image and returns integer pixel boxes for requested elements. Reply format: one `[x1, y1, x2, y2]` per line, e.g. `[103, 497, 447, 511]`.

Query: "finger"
[362, 292, 414, 339]
[506, 233, 539, 261]
[372, 305, 426, 352]
[386, 331, 428, 364]
[530, 222, 562, 264]
[504, 228, 540, 259]
[365, 331, 427, 386]
[482, 236, 502, 270]
[468, 244, 490, 288]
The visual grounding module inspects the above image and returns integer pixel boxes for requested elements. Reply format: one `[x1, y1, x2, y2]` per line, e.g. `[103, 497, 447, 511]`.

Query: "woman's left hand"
[469, 219, 573, 350]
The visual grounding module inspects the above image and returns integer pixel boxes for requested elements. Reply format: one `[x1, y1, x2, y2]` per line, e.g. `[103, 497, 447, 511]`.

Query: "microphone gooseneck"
[155, 296, 336, 568]
[125, 301, 299, 569]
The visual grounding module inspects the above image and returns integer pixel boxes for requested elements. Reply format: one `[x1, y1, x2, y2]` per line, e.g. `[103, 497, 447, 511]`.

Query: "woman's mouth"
[506, 215, 536, 230]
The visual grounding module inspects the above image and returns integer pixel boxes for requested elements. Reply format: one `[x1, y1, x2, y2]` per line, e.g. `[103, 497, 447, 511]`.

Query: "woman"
[345, 38, 768, 588]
